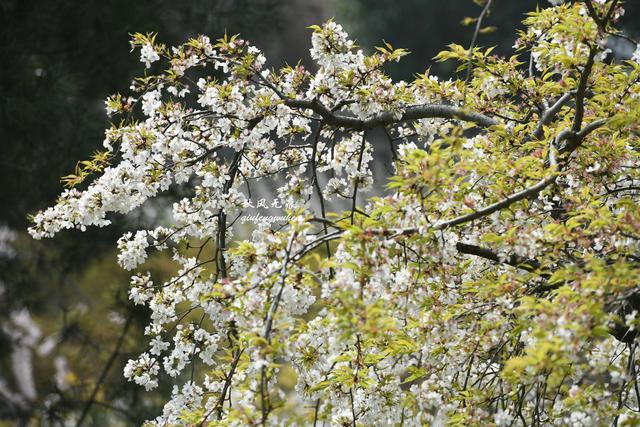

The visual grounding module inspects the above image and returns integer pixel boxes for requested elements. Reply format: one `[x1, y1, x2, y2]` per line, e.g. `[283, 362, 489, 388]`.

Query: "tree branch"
[261, 232, 297, 425]
[434, 172, 559, 230]
[309, 125, 332, 261]
[455, 242, 545, 275]
[584, 0, 620, 31]
[463, 0, 494, 104]
[583, 0, 603, 29]
[572, 48, 597, 133]
[284, 98, 498, 130]
[218, 150, 243, 278]
[603, 0, 620, 27]
[532, 93, 572, 140]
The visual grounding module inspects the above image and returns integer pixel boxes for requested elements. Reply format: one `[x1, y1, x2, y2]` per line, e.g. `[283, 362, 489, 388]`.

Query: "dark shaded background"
[1, 0, 639, 424]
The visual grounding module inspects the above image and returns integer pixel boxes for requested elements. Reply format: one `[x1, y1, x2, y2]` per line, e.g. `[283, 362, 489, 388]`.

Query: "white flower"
[632, 44, 640, 64]
[149, 336, 170, 355]
[117, 231, 149, 270]
[140, 43, 160, 68]
[494, 409, 514, 426]
[141, 89, 162, 117]
[124, 353, 159, 390]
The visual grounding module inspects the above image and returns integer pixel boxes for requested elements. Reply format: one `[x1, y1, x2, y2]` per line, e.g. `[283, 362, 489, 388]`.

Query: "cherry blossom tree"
[29, 0, 640, 425]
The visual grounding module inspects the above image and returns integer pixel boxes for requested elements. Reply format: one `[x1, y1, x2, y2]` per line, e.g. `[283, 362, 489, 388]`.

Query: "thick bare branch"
[572, 48, 597, 133]
[455, 242, 544, 274]
[532, 93, 573, 140]
[284, 98, 498, 130]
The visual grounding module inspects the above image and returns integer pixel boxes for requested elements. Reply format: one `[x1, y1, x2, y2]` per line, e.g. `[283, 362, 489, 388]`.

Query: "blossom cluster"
[29, 1, 640, 425]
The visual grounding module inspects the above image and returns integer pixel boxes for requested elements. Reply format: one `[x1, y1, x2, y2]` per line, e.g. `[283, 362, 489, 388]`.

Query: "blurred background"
[1, 0, 639, 425]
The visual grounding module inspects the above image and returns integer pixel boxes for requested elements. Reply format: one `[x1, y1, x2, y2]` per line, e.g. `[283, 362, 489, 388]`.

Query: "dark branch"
[284, 98, 498, 130]
[435, 172, 559, 230]
[455, 242, 545, 275]
[603, 0, 620, 27]
[463, 0, 494, 104]
[584, 0, 603, 29]
[572, 48, 597, 133]
[532, 93, 572, 141]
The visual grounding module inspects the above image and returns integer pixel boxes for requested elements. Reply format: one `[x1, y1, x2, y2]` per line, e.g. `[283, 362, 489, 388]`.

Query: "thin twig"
[463, 0, 494, 105]
[261, 232, 297, 425]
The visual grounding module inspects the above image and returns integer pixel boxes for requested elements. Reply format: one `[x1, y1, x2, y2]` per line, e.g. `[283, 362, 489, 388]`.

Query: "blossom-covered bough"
[29, 0, 640, 425]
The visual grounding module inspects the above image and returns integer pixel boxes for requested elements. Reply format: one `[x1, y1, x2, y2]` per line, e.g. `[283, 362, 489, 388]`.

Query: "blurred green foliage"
[0, 0, 285, 424]
[0, 0, 283, 228]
